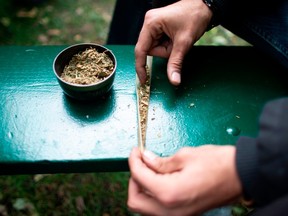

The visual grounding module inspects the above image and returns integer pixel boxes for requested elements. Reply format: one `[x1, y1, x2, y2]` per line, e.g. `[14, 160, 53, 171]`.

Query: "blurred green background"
[0, 0, 249, 215]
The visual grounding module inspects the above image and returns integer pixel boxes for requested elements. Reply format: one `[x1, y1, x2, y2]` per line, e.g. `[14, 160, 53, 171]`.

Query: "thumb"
[167, 37, 193, 86]
[167, 51, 183, 86]
[142, 150, 183, 173]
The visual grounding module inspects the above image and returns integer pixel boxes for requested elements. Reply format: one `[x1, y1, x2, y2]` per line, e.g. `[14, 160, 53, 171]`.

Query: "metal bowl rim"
[53, 43, 117, 88]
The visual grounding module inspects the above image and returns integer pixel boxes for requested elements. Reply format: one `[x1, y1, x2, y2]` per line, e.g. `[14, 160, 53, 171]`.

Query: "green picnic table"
[0, 45, 287, 175]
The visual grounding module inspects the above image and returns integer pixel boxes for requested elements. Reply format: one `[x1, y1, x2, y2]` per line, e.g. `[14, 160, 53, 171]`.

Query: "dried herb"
[61, 47, 114, 85]
[138, 65, 151, 147]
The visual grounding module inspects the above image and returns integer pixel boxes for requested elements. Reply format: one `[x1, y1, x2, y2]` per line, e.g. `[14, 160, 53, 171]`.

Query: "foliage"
[0, 0, 115, 45]
[0, 173, 132, 215]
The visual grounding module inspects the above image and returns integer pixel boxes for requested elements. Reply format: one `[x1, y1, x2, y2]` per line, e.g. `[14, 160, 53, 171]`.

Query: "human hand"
[135, 0, 212, 86]
[127, 145, 243, 216]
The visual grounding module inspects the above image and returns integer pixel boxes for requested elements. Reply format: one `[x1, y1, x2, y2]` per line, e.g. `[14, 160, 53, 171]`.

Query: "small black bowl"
[53, 43, 117, 101]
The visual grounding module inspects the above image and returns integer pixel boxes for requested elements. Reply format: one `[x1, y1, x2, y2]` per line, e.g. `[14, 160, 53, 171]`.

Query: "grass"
[0, 0, 249, 215]
[0, 173, 132, 215]
[0, 0, 115, 45]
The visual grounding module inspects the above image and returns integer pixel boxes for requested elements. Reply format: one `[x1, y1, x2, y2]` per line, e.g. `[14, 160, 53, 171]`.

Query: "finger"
[128, 147, 142, 169]
[142, 149, 184, 173]
[148, 37, 173, 58]
[135, 45, 148, 85]
[134, 24, 155, 84]
[129, 147, 175, 196]
[127, 178, 167, 214]
[167, 35, 193, 86]
[135, 9, 166, 85]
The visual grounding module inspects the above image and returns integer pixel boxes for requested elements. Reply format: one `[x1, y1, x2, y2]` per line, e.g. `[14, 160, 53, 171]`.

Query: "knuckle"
[144, 9, 161, 28]
[169, 58, 183, 71]
[145, 9, 157, 21]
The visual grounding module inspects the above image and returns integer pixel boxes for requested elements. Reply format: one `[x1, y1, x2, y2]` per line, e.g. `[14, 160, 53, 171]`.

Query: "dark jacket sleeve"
[211, 0, 284, 22]
[236, 97, 288, 206]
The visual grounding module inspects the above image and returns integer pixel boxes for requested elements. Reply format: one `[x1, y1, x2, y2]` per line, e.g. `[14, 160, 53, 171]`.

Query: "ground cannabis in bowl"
[61, 47, 114, 85]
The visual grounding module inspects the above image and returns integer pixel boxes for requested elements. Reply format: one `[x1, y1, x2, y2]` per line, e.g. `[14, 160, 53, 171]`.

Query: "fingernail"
[171, 72, 181, 84]
[143, 150, 157, 161]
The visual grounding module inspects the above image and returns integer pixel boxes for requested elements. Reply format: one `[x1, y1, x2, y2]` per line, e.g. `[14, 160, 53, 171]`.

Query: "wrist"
[202, 0, 219, 30]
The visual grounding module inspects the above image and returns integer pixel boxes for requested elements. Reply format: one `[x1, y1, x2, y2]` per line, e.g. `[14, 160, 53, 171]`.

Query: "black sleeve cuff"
[236, 136, 258, 201]
[202, 0, 219, 30]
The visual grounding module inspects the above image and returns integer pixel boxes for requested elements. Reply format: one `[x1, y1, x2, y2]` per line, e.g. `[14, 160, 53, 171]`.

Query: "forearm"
[236, 97, 288, 206]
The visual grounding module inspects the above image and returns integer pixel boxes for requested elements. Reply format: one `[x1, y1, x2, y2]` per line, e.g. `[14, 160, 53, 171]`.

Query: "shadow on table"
[62, 90, 116, 124]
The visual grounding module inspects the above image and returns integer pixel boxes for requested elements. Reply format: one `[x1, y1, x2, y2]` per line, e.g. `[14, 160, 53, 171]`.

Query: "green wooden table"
[0, 45, 287, 175]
